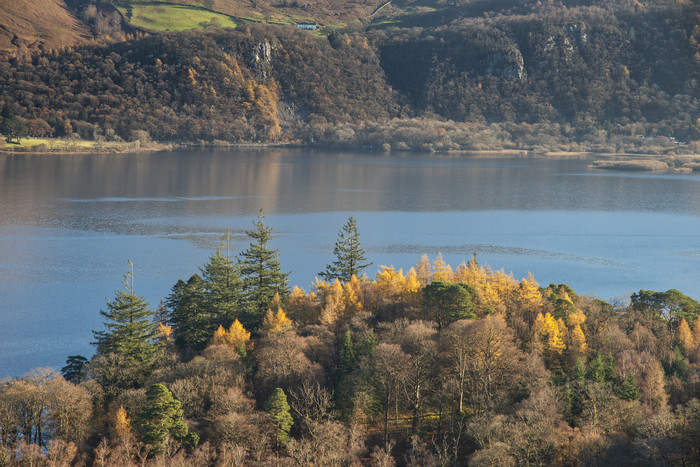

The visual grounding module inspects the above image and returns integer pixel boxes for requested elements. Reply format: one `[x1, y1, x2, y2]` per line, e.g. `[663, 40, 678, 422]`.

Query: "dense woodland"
[0, 214, 699, 465]
[0, 0, 699, 152]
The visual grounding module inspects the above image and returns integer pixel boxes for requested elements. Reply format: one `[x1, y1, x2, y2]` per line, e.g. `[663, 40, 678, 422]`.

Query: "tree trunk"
[412, 382, 421, 433]
[384, 387, 390, 450]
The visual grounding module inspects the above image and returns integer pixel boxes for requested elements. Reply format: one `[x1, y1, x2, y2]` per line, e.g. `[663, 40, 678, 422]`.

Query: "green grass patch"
[1, 137, 52, 148]
[0, 137, 170, 154]
[116, 2, 237, 31]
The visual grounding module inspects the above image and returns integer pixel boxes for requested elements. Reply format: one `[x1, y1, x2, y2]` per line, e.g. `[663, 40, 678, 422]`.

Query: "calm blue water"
[2, 149, 700, 377]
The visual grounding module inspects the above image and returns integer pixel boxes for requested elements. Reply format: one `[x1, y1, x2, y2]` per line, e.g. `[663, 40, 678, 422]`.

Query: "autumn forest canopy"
[1, 213, 699, 465]
[0, 0, 699, 153]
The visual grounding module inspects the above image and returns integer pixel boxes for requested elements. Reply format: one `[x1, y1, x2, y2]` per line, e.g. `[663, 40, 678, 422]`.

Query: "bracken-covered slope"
[0, 0, 91, 54]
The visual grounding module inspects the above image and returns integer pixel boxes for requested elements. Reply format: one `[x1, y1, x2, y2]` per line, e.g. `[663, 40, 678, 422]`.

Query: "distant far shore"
[2, 138, 699, 172]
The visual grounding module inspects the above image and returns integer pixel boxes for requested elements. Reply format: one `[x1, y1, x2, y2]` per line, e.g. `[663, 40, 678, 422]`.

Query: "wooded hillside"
[0, 0, 698, 151]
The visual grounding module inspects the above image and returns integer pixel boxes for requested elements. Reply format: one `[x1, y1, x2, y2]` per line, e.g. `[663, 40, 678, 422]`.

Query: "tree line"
[0, 212, 699, 465]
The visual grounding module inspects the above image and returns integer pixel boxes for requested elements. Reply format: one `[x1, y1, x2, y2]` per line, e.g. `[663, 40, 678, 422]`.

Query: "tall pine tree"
[264, 387, 293, 449]
[166, 274, 209, 351]
[320, 216, 372, 282]
[239, 210, 289, 326]
[92, 261, 161, 368]
[167, 234, 244, 351]
[201, 233, 243, 324]
[138, 384, 193, 456]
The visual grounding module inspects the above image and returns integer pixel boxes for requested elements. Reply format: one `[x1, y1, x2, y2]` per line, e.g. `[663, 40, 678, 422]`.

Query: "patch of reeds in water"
[588, 159, 669, 171]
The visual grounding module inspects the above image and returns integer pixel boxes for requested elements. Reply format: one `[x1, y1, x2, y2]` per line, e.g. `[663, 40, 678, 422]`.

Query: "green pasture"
[116, 2, 237, 31]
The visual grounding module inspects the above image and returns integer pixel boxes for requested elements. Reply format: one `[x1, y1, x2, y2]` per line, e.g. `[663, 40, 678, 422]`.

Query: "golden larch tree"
[677, 317, 694, 355]
[156, 322, 174, 346]
[263, 306, 293, 336]
[286, 286, 320, 325]
[228, 319, 251, 355]
[519, 273, 543, 309]
[536, 312, 566, 355]
[405, 268, 421, 294]
[432, 253, 453, 282]
[211, 325, 228, 346]
[567, 309, 588, 357]
[342, 275, 364, 317]
[113, 405, 132, 447]
[415, 254, 432, 285]
[693, 318, 700, 346]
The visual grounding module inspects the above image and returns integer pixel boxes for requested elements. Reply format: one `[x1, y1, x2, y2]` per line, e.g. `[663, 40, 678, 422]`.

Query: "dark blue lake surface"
[2, 149, 700, 376]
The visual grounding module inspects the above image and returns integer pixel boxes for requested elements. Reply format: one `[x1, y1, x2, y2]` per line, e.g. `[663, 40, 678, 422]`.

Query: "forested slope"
[0, 26, 395, 142]
[0, 0, 698, 151]
[373, 3, 700, 133]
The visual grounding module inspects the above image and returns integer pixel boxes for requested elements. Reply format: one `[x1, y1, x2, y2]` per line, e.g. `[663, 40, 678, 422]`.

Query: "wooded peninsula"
[0, 213, 698, 465]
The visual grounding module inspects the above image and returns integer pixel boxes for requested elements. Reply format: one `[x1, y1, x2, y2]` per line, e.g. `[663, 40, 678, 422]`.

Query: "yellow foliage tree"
[519, 273, 543, 309]
[263, 306, 293, 336]
[537, 312, 566, 355]
[492, 269, 517, 297]
[557, 317, 569, 345]
[343, 275, 364, 317]
[452, 262, 469, 283]
[534, 312, 546, 352]
[569, 324, 588, 355]
[455, 254, 483, 286]
[432, 253, 453, 282]
[156, 322, 174, 345]
[209, 320, 251, 356]
[478, 281, 503, 316]
[374, 266, 405, 298]
[566, 309, 588, 357]
[228, 319, 251, 355]
[286, 286, 320, 325]
[317, 279, 344, 326]
[561, 290, 574, 305]
[211, 324, 228, 346]
[693, 318, 700, 347]
[677, 318, 694, 354]
[405, 268, 421, 295]
[568, 309, 586, 328]
[113, 405, 132, 446]
[415, 254, 432, 285]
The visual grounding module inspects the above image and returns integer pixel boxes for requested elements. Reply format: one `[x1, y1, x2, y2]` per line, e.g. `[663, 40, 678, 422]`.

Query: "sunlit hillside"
[0, 0, 90, 54]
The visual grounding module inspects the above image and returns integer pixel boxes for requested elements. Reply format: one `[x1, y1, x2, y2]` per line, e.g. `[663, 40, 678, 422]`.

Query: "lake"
[2, 148, 700, 377]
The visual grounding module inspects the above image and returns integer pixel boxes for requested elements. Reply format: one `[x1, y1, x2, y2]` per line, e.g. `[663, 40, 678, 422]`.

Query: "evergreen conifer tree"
[201, 233, 243, 324]
[320, 216, 372, 282]
[92, 261, 160, 368]
[338, 329, 356, 381]
[572, 357, 586, 382]
[239, 210, 289, 325]
[167, 234, 244, 351]
[619, 373, 641, 401]
[422, 281, 476, 330]
[166, 274, 209, 351]
[138, 383, 193, 456]
[264, 387, 293, 449]
[61, 355, 88, 384]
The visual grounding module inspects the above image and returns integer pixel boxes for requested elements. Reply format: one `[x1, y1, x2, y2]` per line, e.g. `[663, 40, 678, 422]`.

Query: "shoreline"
[2, 138, 698, 162]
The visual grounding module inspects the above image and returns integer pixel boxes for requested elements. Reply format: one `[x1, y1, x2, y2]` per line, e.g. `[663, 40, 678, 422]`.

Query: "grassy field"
[116, 2, 237, 31]
[0, 137, 169, 154]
